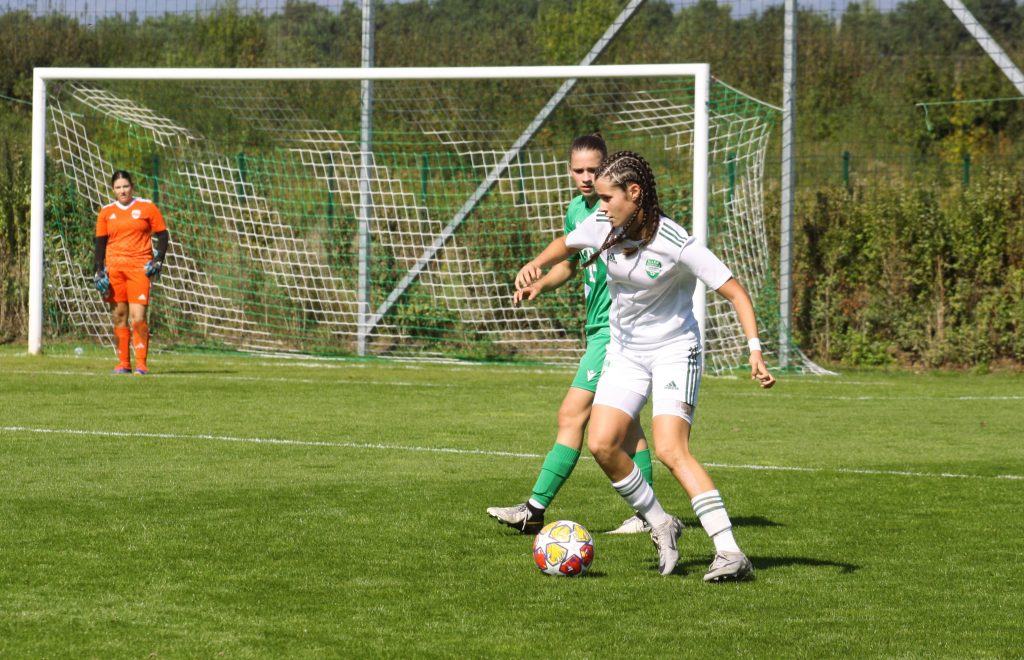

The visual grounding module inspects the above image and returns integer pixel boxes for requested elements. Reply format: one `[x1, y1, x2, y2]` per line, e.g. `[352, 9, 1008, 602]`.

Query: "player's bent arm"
[715, 277, 776, 388]
[514, 261, 577, 305]
[515, 236, 578, 289]
[715, 278, 758, 340]
[153, 229, 169, 262]
[93, 236, 108, 273]
[533, 260, 576, 294]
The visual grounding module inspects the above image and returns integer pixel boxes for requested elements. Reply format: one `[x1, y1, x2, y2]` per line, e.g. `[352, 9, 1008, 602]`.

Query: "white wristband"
[747, 338, 762, 353]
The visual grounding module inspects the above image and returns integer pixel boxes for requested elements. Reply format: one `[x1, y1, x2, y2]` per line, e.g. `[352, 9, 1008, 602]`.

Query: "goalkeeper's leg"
[128, 303, 150, 374]
[109, 299, 131, 372]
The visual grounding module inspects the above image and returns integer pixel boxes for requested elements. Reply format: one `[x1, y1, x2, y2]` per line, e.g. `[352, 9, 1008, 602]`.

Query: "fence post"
[326, 158, 335, 230]
[420, 153, 429, 206]
[727, 151, 736, 208]
[779, 0, 797, 369]
[150, 154, 160, 205]
[235, 152, 247, 197]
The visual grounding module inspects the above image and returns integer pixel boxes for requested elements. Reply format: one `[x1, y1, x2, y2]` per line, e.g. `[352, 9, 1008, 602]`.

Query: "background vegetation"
[2, 0, 1023, 367]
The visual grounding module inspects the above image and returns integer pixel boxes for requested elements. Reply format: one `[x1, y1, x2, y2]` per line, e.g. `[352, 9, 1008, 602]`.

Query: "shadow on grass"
[594, 515, 782, 535]
[730, 515, 784, 528]
[749, 556, 859, 574]
[662, 556, 859, 577]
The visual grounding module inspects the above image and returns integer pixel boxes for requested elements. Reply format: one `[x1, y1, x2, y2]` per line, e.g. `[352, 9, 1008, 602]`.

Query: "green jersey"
[564, 195, 609, 335]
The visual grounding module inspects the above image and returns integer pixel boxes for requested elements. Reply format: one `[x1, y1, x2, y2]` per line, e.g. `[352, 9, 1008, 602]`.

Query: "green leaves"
[794, 175, 1024, 367]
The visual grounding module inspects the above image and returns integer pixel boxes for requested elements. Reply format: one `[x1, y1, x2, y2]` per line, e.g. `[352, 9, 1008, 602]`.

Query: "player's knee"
[626, 419, 647, 444]
[587, 433, 618, 464]
[654, 443, 692, 470]
[556, 405, 589, 434]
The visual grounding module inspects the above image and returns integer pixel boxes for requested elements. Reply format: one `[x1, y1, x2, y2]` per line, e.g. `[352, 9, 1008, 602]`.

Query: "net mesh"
[43, 73, 824, 372]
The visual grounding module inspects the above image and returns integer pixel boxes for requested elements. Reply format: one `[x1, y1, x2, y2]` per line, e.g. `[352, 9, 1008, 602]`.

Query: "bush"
[793, 172, 1024, 367]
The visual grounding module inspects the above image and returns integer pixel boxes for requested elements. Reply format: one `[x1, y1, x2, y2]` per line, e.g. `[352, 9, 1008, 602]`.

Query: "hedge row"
[791, 174, 1024, 368]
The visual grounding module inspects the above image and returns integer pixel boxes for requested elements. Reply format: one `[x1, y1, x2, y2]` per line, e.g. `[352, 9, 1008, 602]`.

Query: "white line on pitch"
[0, 369, 463, 388]
[0, 426, 543, 459]
[2, 425, 1021, 482]
[726, 392, 1024, 401]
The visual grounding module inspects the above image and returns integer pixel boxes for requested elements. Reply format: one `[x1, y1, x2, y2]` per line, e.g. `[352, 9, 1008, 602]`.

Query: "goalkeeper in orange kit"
[93, 170, 170, 375]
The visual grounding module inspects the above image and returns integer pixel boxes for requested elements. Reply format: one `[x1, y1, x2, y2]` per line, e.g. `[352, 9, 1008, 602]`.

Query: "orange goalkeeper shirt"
[95, 198, 167, 269]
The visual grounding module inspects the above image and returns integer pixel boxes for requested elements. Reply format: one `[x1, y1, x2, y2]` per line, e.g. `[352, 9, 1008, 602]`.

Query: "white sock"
[612, 465, 669, 527]
[691, 489, 741, 553]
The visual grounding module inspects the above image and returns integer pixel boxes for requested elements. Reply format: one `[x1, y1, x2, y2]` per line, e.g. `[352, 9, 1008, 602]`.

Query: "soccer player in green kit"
[486, 134, 657, 535]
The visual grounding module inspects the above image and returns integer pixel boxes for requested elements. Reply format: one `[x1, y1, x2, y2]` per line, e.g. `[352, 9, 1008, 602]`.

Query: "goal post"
[29, 64, 818, 372]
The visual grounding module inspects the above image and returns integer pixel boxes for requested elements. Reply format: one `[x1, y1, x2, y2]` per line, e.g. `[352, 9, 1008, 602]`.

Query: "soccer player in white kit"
[514, 151, 776, 582]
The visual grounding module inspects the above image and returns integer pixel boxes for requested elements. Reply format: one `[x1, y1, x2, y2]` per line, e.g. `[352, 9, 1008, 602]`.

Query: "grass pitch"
[1, 346, 1022, 657]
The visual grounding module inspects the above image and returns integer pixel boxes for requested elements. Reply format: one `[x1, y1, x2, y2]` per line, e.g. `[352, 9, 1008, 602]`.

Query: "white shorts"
[593, 342, 702, 423]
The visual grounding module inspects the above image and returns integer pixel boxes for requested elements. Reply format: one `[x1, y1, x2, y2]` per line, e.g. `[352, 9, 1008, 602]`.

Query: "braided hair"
[582, 151, 662, 268]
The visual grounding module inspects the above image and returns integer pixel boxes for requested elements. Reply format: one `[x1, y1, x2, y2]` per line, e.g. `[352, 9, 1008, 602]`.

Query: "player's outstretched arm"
[514, 236, 577, 290]
[513, 261, 576, 305]
[715, 277, 776, 389]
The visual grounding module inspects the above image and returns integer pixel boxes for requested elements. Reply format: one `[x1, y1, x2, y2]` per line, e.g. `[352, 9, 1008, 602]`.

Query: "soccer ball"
[533, 520, 594, 577]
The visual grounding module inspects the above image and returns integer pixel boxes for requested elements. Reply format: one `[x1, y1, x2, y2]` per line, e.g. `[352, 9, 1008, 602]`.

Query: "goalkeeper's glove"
[93, 269, 110, 295]
[145, 260, 163, 280]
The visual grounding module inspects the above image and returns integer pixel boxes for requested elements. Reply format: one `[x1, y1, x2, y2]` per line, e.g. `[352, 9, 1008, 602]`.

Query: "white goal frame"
[28, 64, 711, 356]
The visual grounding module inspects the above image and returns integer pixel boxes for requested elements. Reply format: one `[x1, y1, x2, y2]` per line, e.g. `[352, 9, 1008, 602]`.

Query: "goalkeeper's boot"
[607, 513, 652, 535]
[134, 367, 149, 375]
[112, 365, 132, 374]
[703, 551, 754, 583]
[486, 502, 544, 535]
[650, 515, 684, 576]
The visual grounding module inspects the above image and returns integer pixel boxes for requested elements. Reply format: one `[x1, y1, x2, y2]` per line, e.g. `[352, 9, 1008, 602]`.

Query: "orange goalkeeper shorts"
[104, 265, 152, 305]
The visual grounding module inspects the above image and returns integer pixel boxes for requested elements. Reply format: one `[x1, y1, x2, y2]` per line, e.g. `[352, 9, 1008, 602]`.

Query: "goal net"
[32, 65, 822, 373]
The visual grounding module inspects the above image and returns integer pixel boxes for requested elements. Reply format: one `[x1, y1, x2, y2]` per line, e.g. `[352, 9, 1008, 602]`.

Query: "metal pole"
[779, 0, 797, 369]
[357, 0, 375, 356]
[942, 0, 1024, 96]
[28, 72, 47, 355]
[692, 65, 710, 346]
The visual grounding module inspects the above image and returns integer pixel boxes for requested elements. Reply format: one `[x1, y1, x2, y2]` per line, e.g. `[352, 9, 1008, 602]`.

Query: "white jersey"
[565, 214, 733, 351]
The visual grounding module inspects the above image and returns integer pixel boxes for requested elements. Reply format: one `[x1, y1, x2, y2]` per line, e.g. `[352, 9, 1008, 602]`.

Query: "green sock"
[633, 448, 654, 486]
[529, 443, 581, 508]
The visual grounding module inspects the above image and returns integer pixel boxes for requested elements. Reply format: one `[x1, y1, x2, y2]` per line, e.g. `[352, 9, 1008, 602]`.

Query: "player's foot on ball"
[703, 550, 754, 582]
[650, 516, 684, 575]
[486, 502, 544, 534]
[134, 367, 149, 375]
[607, 514, 652, 535]
[112, 366, 132, 374]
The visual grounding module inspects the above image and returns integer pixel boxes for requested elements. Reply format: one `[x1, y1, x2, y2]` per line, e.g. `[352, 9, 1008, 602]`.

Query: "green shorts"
[571, 328, 611, 393]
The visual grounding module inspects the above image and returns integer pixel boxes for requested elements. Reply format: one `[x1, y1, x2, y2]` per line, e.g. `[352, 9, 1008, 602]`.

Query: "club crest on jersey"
[645, 258, 663, 279]
[131, 209, 142, 219]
